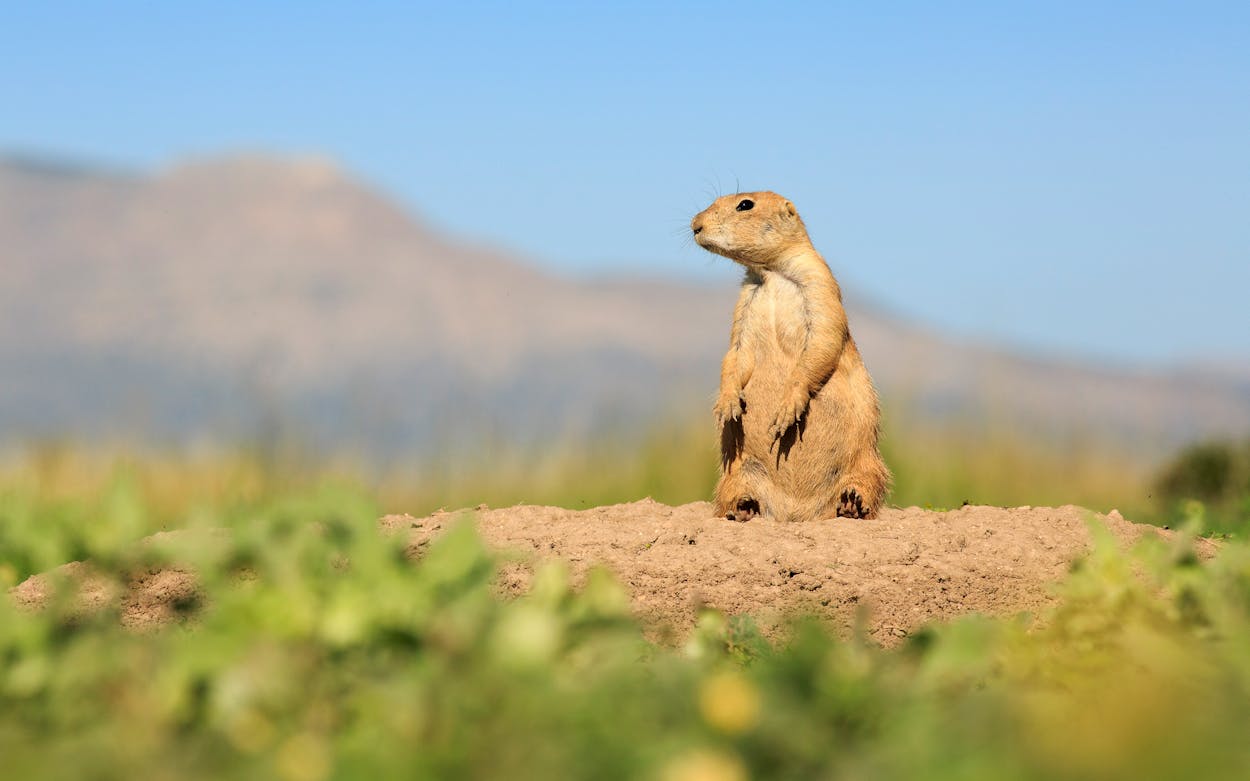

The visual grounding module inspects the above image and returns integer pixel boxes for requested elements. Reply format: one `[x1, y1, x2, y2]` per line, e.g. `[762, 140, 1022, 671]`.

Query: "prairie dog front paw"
[767, 386, 809, 442]
[713, 388, 745, 426]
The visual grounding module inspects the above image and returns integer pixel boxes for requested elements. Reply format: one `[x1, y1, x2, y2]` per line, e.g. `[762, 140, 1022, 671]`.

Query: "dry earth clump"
[387, 500, 1206, 644]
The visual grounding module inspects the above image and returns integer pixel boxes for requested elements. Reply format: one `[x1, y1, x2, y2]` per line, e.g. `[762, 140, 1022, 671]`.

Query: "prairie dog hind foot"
[725, 497, 760, 523]
[836, 489, 870, 520]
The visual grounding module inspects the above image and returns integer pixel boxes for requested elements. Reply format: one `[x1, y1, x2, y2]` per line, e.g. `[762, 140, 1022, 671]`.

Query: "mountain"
[2, 154, 1247, 459]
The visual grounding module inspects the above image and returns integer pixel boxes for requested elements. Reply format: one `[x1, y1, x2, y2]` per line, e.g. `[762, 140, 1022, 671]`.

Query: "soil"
[11, 501, 1215, 645]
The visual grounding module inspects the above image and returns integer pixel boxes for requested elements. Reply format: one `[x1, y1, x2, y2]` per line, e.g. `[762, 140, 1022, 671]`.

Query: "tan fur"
[691, 191, 890, 521]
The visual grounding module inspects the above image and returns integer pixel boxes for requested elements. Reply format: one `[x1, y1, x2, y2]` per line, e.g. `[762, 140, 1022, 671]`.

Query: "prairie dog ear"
[784, 200, 796, 217]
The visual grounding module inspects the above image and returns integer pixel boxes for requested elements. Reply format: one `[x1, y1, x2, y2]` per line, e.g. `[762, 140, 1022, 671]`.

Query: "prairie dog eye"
[735, 198, 754, 212]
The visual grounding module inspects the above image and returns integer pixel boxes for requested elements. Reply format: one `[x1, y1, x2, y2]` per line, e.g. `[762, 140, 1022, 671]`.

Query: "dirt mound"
[7, 528, 224, 630]
[11, 502, 1211, 644]
[388, 500, 1207, 643]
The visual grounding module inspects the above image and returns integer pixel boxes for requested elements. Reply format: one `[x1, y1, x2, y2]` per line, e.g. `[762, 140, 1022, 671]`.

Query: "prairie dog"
[691, 191, 890, 521]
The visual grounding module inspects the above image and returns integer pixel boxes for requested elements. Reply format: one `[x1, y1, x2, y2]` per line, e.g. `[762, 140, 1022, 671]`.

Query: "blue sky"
[3, 2, 1248, 366]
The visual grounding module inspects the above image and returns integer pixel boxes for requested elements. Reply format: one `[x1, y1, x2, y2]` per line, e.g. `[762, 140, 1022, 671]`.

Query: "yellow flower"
[275, 732, 331, 781]
[698, 671, 760, 735]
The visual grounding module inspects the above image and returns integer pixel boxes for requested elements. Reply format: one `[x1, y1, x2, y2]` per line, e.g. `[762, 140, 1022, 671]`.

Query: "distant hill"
[2, 154, 1246, 459]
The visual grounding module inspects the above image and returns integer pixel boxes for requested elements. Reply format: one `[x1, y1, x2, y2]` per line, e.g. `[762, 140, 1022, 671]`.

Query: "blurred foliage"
[1, 451, 1249, 778]
[1154, 438, 1250, 535]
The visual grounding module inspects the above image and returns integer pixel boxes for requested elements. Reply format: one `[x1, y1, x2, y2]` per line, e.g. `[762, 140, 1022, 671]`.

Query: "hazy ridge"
[2, 154, 1246, 459]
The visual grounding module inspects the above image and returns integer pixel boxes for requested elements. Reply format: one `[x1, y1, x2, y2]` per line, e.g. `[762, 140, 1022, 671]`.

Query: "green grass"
[397, 424, 1149, 519]
[1, 467, 1249, 780]
[409, 415, 1161, 523]
[1152, 438, 1250, 536]
[8, 415, 1144, 518]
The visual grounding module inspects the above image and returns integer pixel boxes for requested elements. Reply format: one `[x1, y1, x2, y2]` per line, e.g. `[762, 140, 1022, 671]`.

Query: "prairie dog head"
[690, 191, 811, 267]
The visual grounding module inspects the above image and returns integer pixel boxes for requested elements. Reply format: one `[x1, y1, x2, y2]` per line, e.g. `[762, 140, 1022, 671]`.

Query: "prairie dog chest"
[740, 273, 808, 357]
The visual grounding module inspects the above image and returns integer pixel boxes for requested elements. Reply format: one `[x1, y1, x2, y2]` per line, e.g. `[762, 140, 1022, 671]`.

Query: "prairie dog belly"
[737, 276, 810, 450]
[738, 275, 807, 370]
